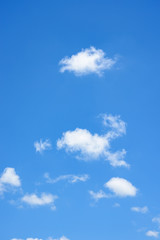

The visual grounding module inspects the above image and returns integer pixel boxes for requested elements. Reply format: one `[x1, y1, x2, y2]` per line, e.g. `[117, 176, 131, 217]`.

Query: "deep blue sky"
[0, 1, 160, 240]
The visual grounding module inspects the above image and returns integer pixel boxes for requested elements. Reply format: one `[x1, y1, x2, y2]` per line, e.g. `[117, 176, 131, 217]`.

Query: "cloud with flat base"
[59, 46, 116, 76]
[104, 177, 137, 197]
[22, 193, 58, 210]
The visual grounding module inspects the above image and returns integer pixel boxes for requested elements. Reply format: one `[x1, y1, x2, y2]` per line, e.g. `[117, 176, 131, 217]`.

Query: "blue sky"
[0, 0, 160, 240]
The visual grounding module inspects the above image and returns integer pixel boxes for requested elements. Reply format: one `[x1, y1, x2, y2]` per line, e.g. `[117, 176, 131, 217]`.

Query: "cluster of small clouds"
[11, 238, 42, 240]
[59, 46, 116, 76]
[143, 216, 160, 238]
[0, 167, 58, 210]
[57, 114, 129, 168]
[0, 168, 89, 211]
[3, 47, 158, 239]
[11, 236, 69, 240]
[131, 211, 160, 238]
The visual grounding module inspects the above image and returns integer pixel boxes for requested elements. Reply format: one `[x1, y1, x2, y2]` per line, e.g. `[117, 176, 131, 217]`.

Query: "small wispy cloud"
[104, 177, 137, 197]
[48, 236, 69, 240]
[113, 203, 120, 208]
[105, 149, 129, 168]
[152, 217, 160, 226]
[59, 46, 116, 76]
[146, 231, 159, 238]
[0, 167, 21, 195]
[34, 139, 52, 154]
[101, 113, 126, 136]
[44, 173, 89, 184]
[21, 193, 58, 210]
[131, 206, 148, 214]
[89, 190, 109, 201]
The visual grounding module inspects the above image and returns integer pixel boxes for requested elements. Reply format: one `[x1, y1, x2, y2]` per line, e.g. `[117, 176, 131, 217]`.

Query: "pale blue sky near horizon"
[0, 1, 160, 240]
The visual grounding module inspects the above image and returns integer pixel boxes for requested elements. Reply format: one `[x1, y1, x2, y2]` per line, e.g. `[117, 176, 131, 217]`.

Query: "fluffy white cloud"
[57, 128, 109, 159]
[59, 46, 116, 76]
[89, 190, 109, 201]
[44, 173, 89, 184]
[131, 206, 148, 214]
[0, 168, 21, 186]
[34, 139, 51, 153]
[0, 168, 21, 194]
[146, 231, 159, 238]
[104, 177, 137, 197]
[22, 193, 58, 209]
[57, 114, 128, 167]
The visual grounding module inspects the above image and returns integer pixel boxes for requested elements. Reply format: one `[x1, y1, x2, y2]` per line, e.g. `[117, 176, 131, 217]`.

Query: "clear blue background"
[0, 0, 160, 239]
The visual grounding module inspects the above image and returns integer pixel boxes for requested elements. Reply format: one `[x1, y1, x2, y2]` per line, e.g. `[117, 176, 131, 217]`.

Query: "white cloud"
[57, 114, 128, 167]
[146, 231, 159, 238]
[102, 114, 126, 137]
[11, 239, 42, 240]
[48, 237, 69, 240]
[11, 237, 69, 240]
[0, 167, 21, 186]
[22, 193, 58, 210]
[57, 128, 109, 159]
[89, 190, 109, 201]
[0, 167, 21, 194]
[104, 177, 137, 197]
[34, 139, 51, 153]
[59, 237, 69, 240]
[44, 173, 89, 184]
[105, 149, 129, 167]
[11, 239, 23, 240]
[131, 206, 148, 214]
[59, 46, 116, 76]
[26, 239, 42, 240]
